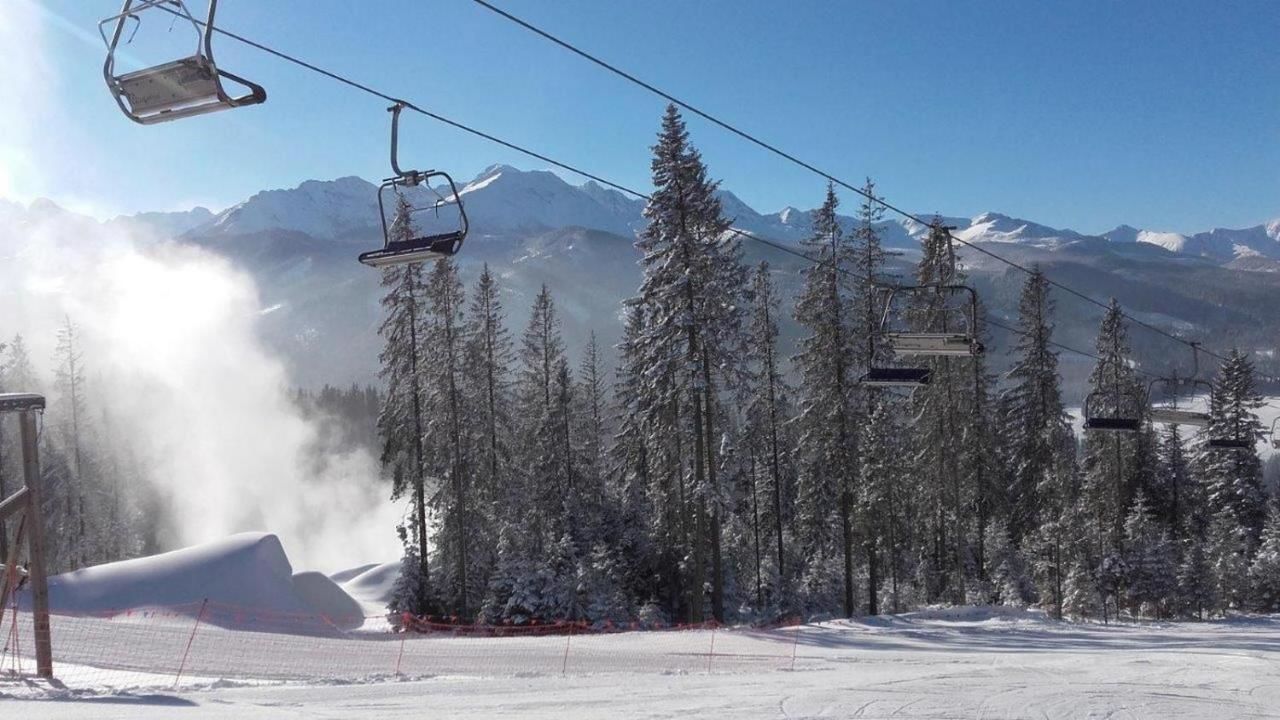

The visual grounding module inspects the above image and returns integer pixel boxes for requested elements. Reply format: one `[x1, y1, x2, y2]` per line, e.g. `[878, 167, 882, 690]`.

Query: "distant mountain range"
[3, 165, 1278, 395]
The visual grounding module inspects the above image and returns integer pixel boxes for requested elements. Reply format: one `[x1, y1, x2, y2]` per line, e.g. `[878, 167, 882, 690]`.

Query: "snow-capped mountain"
[1105, 220, 1280, 261]
[3, 166, 1278, 391]
[201, 176, 380, 240]
[147, 165, 1276, 263]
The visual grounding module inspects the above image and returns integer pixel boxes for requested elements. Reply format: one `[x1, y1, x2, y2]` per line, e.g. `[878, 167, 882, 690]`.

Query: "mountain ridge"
[10, 164, 1278, 264]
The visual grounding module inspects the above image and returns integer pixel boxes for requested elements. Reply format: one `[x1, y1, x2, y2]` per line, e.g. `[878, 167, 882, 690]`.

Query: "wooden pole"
[0, 513, 27, 616]
[19, 408, 52, 678]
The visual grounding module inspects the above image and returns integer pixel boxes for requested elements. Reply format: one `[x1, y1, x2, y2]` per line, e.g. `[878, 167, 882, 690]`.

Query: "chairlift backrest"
[100, 0, 266, 125]
[878, 284, 983, 358]
[1083, 388, 1142, 432]
[1147, 377, 1213, 427]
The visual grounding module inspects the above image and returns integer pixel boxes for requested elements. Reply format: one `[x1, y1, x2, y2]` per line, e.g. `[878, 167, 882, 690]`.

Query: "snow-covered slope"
[38, 533, 364, 622]
[198, 176, 380, 240]
[955, 211, 1084, 247]
[453, 164, 644, 236]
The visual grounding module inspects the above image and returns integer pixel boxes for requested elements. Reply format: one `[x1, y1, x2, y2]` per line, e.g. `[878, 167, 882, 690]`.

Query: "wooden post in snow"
[0, 393, 53, 678]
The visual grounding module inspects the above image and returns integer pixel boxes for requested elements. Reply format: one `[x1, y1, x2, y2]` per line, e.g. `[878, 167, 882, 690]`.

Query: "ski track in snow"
[3, 612, 1280, 718]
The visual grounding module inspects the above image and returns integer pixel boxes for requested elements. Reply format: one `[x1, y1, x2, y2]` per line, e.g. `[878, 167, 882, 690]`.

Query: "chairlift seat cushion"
[1084, 417, 1141, 432]
[1208, 438, 1252, 450]
[860, 367, 931, 387]
[118, 56, 223, 115]
[359, 235, 461, 268]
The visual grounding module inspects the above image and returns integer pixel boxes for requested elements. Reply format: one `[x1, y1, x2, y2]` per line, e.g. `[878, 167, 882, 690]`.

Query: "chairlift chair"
[880, 285, 985, 358]
[100, 0, 266, 125]
[1082, 388, 1142, 432]
[860, 283, 982, 388]
[1206, 413, 1255, 450]
[1147, 377, 1212, 427]
[359, 103, 469, 268]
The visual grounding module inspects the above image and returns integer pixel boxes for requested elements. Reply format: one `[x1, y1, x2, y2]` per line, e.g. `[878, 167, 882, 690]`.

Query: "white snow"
[4, 610, 1280, 718]
[339, 562, 401, 609]
[35, 533, 366, 620]
[6, 536, 1280, 717]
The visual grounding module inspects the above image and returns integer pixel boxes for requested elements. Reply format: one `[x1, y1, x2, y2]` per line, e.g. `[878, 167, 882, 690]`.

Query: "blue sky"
[8, 0, 1279, 233]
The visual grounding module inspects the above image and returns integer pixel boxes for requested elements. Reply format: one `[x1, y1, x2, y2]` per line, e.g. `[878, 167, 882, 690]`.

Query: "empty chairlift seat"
[100, 1, 266, 125]
[1083, 389, 1142, 432]
[359, 102, 470, 268]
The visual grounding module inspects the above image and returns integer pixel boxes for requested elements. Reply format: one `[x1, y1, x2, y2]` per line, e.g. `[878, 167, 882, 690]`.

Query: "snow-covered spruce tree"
[516, 286, 577, 541]
[608, 304, 664, 610]
[1121, 491, 1177, 618]
[464, 264, 514, 543]
[848, 177, 910, 614]
[52, 316, 90, 570]
[906, 219, 985, 604]
[1080, 301, 1155, 553]
[963, 313, 999, 596]
[377, 201, 436, 616]
[1247, 506, 1280, 612]
[1177, 537, 1216, 619]
[461, 263, 513, 618]
[1198, 349, 1266, 550]
[577, 331, 609, 511]
[858, 392, 908, 613]
[628, 105, 745, 622]
[742, 261, 794, 612]
[1151, 424, 1193, 539]
[1205, 507, 1249, 614]
[1002, 268, 1074, 546]
[792, 183, 859, 618]
[486, 285, 584, 622]
[982, 519, 1034, 608]
[1049, 499, 1098, 619]
[421, 257, 476, 619]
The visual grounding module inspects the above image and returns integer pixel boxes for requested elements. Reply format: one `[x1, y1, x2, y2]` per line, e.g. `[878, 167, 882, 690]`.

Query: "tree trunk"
[749, 448, 762, 610]
[407, 286, 430, 600]
[702, 349, 724, 623]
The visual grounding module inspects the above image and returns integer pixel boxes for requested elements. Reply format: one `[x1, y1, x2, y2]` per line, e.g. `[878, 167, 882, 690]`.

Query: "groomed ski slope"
[4, 535, 1279, 718]
[5, 610, 1280, 719]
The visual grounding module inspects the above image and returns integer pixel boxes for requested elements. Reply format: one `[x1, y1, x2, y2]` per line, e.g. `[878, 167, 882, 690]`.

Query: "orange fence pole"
[561, 621, 574, 675]
[174, 598, 208, 687]
[790, 622, 800, 671]
[707, 624, 716, 672]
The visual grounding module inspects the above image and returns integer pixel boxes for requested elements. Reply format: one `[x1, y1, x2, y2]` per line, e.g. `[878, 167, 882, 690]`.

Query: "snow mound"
[328, 563, 379, 584]
[41, 533, 363, 622]
[340, 561, 401, 607]
[291, 572, 364, 628]
[897, 605, 1049, 624]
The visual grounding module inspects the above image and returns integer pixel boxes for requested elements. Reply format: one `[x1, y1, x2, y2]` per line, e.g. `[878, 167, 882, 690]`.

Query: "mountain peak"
[475, 163, 522, 180]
